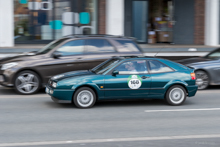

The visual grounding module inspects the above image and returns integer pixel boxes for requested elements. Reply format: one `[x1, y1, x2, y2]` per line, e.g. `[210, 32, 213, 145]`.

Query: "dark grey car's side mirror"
[53, 52, 62, 59]
[112, 70, 119, 76]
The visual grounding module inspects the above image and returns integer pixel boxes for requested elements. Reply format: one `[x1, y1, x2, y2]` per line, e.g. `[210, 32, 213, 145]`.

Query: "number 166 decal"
[127, 75, 142, 89]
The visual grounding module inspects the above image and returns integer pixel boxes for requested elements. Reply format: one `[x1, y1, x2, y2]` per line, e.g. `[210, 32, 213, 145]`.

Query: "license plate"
[0, 75, 4, 82]
[46, 87, 49, 93]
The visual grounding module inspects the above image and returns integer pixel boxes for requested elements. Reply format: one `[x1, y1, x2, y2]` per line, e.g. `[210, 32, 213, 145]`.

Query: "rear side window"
[115, 40, 140, 52]
[85, 39, 115, 53]
[148, 60, 173, 73]
[56, 40, 85, 56]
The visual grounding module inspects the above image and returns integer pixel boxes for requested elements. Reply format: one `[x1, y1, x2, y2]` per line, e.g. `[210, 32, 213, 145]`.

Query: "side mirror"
[112, 70, 119, 76]
[52, 52, 62, 59]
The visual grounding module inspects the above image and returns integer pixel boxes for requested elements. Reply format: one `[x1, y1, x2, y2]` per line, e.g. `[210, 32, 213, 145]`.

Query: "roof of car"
[62, 34, 136, 40]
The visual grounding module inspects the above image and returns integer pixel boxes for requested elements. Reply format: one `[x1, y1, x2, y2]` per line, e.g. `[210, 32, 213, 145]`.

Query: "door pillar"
[205, 0, 219, 46]
[106, 0, 124, 35]
[0, 0, 14, 47]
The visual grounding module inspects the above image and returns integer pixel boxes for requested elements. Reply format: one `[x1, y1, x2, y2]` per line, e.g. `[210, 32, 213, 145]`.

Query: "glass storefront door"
[132, 0, 148, 43]
[14, 0, 98, 43]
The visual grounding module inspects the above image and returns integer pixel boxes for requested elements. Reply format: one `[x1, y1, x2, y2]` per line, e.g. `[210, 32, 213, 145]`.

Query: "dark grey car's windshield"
[92, 59, 120, 74]
[205, 49, 220, 59]
[36, 38, 69, 55]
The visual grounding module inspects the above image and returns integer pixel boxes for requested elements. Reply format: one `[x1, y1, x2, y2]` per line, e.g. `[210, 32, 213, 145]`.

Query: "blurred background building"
[0, 0, 219, 47]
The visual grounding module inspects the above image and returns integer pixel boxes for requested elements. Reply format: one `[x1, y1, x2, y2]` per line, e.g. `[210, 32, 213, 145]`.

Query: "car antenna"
[154, 47, 163, 57]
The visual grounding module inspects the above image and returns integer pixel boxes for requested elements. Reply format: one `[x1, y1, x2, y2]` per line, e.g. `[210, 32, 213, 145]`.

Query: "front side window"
[148, 60, 173, 73]
[115, 40, 141, 52]
[37, 38, 69, 55]
[56, 40, 85, 56]
[85, 39, 115, 53]
[114, 60, 148, 74]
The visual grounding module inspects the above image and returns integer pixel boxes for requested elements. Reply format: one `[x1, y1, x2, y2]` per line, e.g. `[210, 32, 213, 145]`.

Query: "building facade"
[0, 0, 219, 47]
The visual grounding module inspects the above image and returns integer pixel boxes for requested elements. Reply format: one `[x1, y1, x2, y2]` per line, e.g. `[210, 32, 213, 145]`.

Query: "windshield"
[36, 38, 69, 55]
[92, 59, 121, 74]
[205, 48, 220, 60]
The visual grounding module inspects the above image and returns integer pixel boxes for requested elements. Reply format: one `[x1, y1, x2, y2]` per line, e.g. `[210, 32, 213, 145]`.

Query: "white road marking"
[145, 108, 220, 113]
[1, 134, 220, 146]
[0, 94, 49, 99]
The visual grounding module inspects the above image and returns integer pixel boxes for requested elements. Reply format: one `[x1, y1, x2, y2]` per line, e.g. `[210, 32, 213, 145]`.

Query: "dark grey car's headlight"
[1, 62, 18, 70]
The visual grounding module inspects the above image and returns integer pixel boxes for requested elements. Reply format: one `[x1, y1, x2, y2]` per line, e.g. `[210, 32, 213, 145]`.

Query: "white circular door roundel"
[127, 75, 142, 89]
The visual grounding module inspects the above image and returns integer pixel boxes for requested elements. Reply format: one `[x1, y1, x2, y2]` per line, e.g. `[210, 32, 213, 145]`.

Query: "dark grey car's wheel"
[195, 70, 209, 90]
[73, 87, 96, 108]
[165, 85, 186, 106]
[14, 71, 40, 95]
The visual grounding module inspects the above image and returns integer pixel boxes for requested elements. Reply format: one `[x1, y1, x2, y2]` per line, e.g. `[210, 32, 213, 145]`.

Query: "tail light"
[191, 73, 196, 80]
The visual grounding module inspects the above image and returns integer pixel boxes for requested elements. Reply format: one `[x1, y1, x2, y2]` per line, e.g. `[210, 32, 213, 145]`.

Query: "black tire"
[73, 87, 96, 108]
[165, 85, 186, 106]
[195, 70, 209, 90]
[14, 70, 41, 95]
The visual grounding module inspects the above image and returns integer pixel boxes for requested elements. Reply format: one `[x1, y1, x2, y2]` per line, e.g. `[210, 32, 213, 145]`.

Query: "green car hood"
[52, 70, 95, 82]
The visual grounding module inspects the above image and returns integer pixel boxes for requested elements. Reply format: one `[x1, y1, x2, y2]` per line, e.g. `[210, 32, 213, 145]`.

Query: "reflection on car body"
[46, 56, 198, 108]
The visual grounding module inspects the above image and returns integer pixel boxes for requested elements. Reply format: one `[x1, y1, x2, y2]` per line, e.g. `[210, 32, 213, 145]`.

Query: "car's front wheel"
[14, 70, 41, 95]
[73, 87, 96, 108]
[195, 70, 209, 90]
[165, 85, 186, 106]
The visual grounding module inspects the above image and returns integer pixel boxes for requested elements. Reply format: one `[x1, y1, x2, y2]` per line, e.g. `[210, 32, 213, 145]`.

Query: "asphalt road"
[0, 86, 220, 147]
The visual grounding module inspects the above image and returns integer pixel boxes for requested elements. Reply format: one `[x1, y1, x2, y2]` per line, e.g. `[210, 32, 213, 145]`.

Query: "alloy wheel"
[15, 72, 39, 94]
[195, 70, 209, 90]
[169, 88, 185, 105]
[77, 90, 94, 108]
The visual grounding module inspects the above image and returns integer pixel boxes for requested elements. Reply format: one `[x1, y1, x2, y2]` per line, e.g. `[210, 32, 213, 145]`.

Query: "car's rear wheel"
[14, 70, 41, 95]
[195, 70, 209, 90]
[73, 87, 96, 108]
[165, 85, 186, 106]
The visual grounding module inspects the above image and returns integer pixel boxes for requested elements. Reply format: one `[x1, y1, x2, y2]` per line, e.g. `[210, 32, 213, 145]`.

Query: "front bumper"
[186, 85, 198, 97]
[0, 69, 17, 87]
[45, 85, 74, 103]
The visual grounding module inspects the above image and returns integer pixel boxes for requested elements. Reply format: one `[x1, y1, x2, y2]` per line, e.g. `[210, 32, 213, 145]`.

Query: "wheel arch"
[72, 84, 99, 103]
[164, 83, 188, 98]
[13, 68, 43, 85]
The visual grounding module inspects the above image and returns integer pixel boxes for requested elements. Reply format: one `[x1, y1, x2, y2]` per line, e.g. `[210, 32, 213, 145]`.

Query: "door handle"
[77, 57, 82, 60]
[141, 76, 150, 79]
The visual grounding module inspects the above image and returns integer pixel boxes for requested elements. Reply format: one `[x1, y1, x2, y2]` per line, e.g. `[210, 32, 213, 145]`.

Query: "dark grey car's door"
[36, 39, 86, 82]
[209, 60, 220, 84]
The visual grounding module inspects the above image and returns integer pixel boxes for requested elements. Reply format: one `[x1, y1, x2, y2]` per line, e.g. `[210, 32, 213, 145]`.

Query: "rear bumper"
[186, 85, 198, 97]
[45, 85, 74, 103]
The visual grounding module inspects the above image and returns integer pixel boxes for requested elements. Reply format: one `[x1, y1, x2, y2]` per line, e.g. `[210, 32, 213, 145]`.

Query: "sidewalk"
[0, 44, 217, 56]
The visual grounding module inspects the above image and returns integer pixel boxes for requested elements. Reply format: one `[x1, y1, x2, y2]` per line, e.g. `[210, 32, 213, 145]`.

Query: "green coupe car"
[46, 56, 198, 108]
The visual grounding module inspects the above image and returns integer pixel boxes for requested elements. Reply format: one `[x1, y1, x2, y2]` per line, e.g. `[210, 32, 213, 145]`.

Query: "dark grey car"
[178, 48, 220, 89]
[0, 35, 143, 94]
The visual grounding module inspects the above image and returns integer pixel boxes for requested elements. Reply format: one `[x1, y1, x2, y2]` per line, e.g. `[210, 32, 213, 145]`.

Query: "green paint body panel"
[46, 58, 198, 102]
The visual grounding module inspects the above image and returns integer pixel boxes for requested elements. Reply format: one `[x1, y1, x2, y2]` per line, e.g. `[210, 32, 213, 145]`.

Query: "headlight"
[1, 62, 18, 70]
[52, 82, 57, 88]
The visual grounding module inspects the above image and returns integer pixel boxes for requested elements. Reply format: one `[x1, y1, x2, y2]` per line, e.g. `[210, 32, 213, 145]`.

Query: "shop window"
[14, 0, 98, 43]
